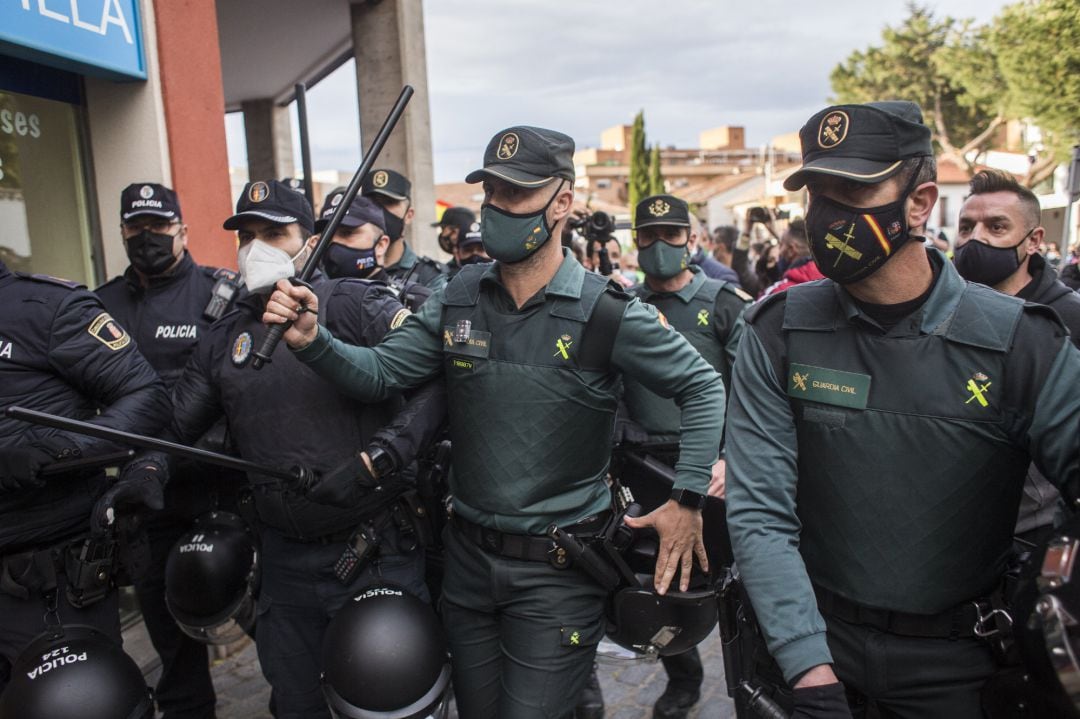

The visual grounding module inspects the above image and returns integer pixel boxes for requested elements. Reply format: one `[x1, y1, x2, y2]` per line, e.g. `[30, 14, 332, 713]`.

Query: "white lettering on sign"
[0, 110, 42, 139]
[0, 341, 12, 359]
[155, 325, 197, 340]
[19, 0, 134, 45]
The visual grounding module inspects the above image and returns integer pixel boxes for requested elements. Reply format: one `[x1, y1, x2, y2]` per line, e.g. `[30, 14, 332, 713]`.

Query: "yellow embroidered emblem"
[825, 223, 863, 266]
[87, 313, 131, 351]
[697, 309, 709, 326]
[497, 132, 520, 160]
[554, 334, 573, 360]
[792, 371, 810, 392]
[964, 372, 992, 408]
[372, 170, 389, 188]
[569, 631, 581, 646]
[390, 308, 411, 330]
[818, 110, 850, 149]
[648, 199, 670, 217]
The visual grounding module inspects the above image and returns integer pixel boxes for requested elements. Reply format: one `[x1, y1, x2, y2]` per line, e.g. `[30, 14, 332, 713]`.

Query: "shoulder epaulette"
[743, 290, 786, 325]
[720, 282, 754, 303]
[15, 272, 84, 290]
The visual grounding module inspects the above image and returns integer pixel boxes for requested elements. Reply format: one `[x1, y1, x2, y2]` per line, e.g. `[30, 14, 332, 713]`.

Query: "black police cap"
[634, 194, 691, 230]
[362, 169, 411, 202]
[465, 125, 575, 188]
[120, 182, 181, 221]
[314, 193, 387, 234]
[223, 180, 315, 233]
[783, 101, 934, 191]
[432, 206, 476, 231]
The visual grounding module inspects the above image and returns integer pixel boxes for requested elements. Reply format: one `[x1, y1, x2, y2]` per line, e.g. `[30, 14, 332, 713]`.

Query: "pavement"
[123, 618, 737, 718]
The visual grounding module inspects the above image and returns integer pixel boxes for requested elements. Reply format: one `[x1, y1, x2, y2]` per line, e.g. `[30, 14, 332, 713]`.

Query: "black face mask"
[323, 243, 378, 279]
[805, 163, 922, 284]
[952, 230, 1033, 287]
[125, 229, 178, 275]
[382, 206, 407, 242]
[458, 254, 491, 266]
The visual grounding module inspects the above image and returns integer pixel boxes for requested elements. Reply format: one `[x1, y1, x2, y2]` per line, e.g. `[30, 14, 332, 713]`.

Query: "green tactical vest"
[623, 278, 733, 436]
[440, 265, 624, 534]
[782, 279, 1030, 614]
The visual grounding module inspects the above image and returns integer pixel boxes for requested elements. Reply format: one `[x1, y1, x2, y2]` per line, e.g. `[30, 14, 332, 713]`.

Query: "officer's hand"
[305, 452, 380, 508]
[708, 458, 726, 499]
[624, 499, 707, 595]
[263, 279, 320, 350]
[791, 670, 851, 719]
[90, 462, 165, 535]
[0, 437, 81, 492]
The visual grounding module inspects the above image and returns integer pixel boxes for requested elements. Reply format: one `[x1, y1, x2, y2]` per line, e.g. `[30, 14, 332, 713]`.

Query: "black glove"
[305, 454, 380, 508]
[90, 461, 167, 535]
[791, 682, 853, 719]
[0, 437, 81, 492]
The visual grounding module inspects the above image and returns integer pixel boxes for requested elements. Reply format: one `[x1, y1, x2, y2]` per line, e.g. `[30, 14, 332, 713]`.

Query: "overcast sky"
[225, 0, 1012, 185]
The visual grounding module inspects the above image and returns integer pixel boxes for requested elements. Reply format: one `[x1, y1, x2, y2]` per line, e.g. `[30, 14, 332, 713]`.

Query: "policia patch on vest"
[787, 363, 871, 410]
[87, 312, 131, 351]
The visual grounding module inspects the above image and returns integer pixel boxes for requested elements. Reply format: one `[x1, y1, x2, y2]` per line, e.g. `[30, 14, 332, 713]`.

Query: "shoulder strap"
[577, 288, 628, 371]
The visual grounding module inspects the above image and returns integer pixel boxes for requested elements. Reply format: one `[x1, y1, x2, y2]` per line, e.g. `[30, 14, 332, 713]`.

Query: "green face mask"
[638, 240, 689, 279]
[480, 181, 562, 263]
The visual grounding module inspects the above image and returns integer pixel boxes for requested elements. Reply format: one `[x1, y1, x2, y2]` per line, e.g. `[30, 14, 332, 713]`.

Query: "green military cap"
[362, 168, 412, 202]
[465, 126, 575, 188]
[784, 101, 933, 191]
[634, 194, 690, 230]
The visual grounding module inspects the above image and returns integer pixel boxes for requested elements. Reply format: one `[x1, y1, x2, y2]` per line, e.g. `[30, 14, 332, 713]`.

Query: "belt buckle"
[548, 541, 569, 569]
[480, 526, 502, 554]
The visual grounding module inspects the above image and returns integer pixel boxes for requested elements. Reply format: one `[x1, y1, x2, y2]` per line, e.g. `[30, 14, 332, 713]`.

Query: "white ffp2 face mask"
[238, 239, 306, 293]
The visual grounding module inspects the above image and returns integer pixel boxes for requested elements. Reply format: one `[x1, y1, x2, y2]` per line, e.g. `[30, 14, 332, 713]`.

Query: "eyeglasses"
[121, 219, 180, 235]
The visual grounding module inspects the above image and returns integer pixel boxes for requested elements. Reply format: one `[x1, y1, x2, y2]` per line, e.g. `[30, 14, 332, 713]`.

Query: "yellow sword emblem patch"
[554, 334, 573, 360]
[964, 374, 992, 408]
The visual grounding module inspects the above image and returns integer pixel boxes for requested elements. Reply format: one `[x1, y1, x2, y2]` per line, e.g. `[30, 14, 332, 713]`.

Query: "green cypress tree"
[648, 143, 664, 195]
[627, 110, 650, 212]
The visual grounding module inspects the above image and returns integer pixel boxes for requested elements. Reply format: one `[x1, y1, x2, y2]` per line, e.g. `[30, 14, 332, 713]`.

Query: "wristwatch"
[365, 446, 397, 480]
[670, 487, 707, 510]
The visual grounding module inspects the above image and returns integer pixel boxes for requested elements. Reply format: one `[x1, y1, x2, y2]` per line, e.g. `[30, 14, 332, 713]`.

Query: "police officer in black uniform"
[96, 182, 240, 719]
[156, 180, 445, 718]
[316, 188, 432, 312]
[725, 101, 1080, 718]
[361, 168, 447, 288]
[433, 206, 478, 264]
[0, 261, 169, 695]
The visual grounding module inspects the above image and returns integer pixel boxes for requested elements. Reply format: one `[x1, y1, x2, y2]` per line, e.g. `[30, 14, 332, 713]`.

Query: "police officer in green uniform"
[263, 125, 726, 719]
[725, 101, 1080, 718]
[361, 168, 447, 288]
[623, 193, 749, 719]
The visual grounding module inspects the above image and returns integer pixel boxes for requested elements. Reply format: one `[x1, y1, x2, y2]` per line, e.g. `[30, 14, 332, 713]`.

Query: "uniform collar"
[636, 266, 705, 304]
[830, 247, 961, 333]
[480, 248, 586, 301]
[387, 242, 418, 272]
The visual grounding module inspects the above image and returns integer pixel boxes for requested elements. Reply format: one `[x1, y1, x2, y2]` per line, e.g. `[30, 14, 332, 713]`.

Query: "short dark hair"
[966, 169, 1041, 228]
[899, 155, 937, 188]
[713, 226, 739, 252]
[785, 218, 808, 249]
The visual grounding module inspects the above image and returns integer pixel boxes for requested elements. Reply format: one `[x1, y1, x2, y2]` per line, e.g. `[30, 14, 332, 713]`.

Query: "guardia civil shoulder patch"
[232, 332, 253, 366]
[87, 313, 130, 351]
[390, 308, 411, 330]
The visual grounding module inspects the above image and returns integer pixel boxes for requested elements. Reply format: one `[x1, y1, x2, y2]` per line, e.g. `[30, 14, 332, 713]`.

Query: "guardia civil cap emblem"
[248, 181, 269, 203]
[497, 132, 519, 160]
[818, 111, 850, 149]
[372, 171, 389, 188]
[648, 199, 671, 217]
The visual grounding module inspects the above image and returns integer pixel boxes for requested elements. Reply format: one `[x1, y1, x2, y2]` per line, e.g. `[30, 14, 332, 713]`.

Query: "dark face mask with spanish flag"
[805, 166, 921, 285]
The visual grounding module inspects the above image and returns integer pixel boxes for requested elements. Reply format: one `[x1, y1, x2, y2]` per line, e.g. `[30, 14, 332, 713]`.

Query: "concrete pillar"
[241, 98, 294, 183]
[350, 0, 437, 257]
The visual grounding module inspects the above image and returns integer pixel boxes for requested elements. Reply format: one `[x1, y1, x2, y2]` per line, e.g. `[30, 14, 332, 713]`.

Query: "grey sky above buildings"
[225, 0, 1011, 186]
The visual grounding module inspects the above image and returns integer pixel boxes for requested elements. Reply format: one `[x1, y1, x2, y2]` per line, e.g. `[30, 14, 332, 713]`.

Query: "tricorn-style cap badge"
[372, 170, 389, 188]
[648, 199, 671, 217]
[818, 111, 850, 149]
[248, 181, 269, 203]
[497, 132, 519, 160]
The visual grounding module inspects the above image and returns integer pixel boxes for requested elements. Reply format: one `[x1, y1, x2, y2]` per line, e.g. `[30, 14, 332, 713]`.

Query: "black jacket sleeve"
[368, 379, 448, 469]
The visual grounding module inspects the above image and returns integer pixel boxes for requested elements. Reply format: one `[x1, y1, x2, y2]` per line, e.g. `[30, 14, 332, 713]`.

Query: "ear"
[687, 227, 698, 250]
[404, 206, 415, 224]
[905, 182, 938, 235]
[178, 224, 189, 250]
[305, 233, 319, 251]
[549, 183, 575, 224]
[375, 234, 391, 260]
[1028, 226, 1045, 256]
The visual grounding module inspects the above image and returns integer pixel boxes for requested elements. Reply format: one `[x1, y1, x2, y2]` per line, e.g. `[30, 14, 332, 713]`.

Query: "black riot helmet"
[604, 528, 719, 658]
[0, 625, 153, 719]
[165, 511, 259, 645]
[1007, 515, 1080, 718]
[321, 585, 451, 719]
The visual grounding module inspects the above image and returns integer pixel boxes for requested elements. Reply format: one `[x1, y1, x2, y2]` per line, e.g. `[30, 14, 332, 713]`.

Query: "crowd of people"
[2, 98, 1080, 719]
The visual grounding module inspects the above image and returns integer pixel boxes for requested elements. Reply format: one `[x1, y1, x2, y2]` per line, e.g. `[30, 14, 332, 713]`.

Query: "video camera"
[569, 211, 617, 275]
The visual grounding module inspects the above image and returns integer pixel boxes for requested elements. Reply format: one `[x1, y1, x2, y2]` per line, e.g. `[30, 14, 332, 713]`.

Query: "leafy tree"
[648, 143, 664, 195]
[627, 110, 650, 212]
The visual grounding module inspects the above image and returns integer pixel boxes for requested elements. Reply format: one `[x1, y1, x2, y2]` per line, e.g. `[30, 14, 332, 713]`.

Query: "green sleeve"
[1026, 340, 1080, 502]
[611, 298, 725, 494]
[725, 323, 832, 684]
[291, 291, 445, 401]
[712, 293, 747, 391]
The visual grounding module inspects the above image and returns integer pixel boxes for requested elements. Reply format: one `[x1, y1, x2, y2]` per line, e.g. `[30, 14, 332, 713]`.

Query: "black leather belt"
[452, 512, 611, 567]
[814, 584, 982, 639]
